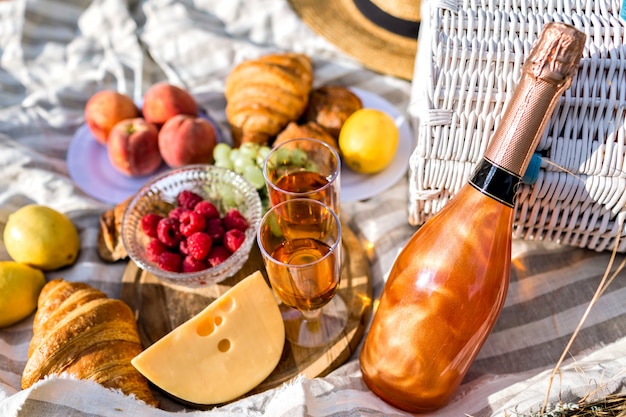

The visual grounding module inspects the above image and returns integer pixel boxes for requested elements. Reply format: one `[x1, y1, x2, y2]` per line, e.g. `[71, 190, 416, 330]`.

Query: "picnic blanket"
[1, 0, 625, 416]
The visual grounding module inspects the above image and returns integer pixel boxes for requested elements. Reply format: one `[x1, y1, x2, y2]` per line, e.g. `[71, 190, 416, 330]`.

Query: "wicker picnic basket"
[408, 0, 626, 252]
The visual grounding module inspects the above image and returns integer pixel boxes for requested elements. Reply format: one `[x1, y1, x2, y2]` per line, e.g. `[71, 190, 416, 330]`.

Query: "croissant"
[274, 121, 340, 154]
[22, 279, 158, 407]
[225, 52, 313, 146]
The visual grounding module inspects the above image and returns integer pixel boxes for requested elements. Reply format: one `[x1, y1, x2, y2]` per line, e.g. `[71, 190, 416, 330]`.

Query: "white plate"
[341, 88, 414, 202]
[67, 111, 221, 205]
[67, 92, 412, 205]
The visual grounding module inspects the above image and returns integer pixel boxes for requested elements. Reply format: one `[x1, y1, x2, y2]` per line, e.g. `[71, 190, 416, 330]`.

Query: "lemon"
[4, 205, 80, 271]
[339, 108, 399, 174]
[0, 261, 46, 327]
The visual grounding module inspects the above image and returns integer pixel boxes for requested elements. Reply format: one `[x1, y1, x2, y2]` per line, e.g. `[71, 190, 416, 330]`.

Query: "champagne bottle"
[359, 22, 586, 413]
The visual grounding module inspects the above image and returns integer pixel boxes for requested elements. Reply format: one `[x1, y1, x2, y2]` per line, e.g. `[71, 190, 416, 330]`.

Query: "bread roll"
[304, 86, 363, 139]
[97, 198, 130, 262]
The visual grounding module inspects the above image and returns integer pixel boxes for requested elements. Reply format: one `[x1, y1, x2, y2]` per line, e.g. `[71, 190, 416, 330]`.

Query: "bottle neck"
[483, 23, 585, 177]
[469, 157, 520, 208]
[470, 73, 553, 208]
[482, 76, 562, 177]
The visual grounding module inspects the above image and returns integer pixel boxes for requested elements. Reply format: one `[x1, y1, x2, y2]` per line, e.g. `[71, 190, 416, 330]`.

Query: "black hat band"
[353, 0, 421, 39]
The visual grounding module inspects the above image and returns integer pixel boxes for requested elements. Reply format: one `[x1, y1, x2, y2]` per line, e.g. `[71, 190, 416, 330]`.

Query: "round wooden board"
[120, 221, 372, 408]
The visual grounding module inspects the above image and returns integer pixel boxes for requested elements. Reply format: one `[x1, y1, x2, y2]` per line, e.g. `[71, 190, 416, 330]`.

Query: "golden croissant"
[22, 279, 158, 407]
[225, 52, 313, 146]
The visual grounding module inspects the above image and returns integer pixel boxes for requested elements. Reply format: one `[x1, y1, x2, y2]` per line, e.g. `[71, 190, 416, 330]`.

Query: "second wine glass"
[263, 137, 341, 215]
[257, 198, 347, 348]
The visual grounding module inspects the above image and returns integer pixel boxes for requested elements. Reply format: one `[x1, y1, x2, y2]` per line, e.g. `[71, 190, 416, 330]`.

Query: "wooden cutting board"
[120, 221, 372, 408]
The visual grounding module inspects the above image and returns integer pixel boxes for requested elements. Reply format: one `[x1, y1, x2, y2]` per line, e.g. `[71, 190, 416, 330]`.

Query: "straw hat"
[287, 0, 421, 80]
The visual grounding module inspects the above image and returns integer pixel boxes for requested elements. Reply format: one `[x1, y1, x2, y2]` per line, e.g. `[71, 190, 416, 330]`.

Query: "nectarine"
[142, 83, 198, 126]
[158, 115, 217, 168]
[85, 90, 140, 145]
[107, 118, 163, 177]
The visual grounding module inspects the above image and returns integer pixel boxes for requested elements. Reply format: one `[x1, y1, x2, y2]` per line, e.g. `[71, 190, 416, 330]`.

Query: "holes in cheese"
[197, 316, 216, 336]
[131, 271, 285, 405]
[217, 339, 230, 352]
[219, 297, 234, 312]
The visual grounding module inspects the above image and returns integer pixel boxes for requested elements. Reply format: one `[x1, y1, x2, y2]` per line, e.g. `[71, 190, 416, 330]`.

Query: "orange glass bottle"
[359, 22, 586, 413]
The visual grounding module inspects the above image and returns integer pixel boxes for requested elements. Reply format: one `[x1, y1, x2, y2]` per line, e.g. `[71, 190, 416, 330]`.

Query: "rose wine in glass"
[272, 171, 330, 206]
[263, 138, 341, 214]
[268, 237, 339, 311]
[359, 22, 586, 413]
[257, 198, 346, 348]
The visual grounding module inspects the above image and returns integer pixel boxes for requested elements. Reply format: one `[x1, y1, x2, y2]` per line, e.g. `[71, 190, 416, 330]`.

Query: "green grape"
[243, 165, 265, 189]
[213, 143, 232, 162]
[256, 145, 271, 166]
[233, 154, 254, 174]
[211, 141, 271, 208]
[290, 148, 308, 166]
[272, 147, 291, 164]
[268, 213, 283, 237]
[214, 158, 234, 170]
[229, 148, 241, 163]
[239, 142, 259, 160]
[216, 185, 237, 210]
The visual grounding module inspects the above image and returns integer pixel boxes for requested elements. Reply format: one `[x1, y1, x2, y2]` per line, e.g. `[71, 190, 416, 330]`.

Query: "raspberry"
[179, 210, 206, 237]
[158, 251, 182, 272]
[224, 228, 246, 253]
[179, 239, 190, 256]
[194, 200, 220, 220]
[141, 213, 163, 238]
[177, 190, 204, 210]
[187, 232, 213, 261]
[157, 217, 182, 247]
[168, 206, 186, 220]
[207, 245, 231, 267]
[205, 218, 225, 242]
[222, 209, 249, 231]
[146, 239, 168, 262]
[182, 255, 207, 273]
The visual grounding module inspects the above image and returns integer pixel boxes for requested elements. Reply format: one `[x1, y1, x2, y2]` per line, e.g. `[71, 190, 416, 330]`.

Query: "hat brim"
[288, 0, 419, 80]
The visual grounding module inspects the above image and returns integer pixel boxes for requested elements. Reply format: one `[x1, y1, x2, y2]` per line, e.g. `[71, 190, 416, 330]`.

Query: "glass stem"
[299, 308, 322, 322]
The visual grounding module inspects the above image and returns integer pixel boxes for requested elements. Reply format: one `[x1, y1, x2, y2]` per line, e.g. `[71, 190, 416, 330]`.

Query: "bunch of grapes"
[213, 142, 271, 209]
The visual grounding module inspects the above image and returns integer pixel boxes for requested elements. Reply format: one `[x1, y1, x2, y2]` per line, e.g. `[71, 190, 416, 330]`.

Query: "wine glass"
[257, 198, 347, 348]
[263, 138, 341, 215]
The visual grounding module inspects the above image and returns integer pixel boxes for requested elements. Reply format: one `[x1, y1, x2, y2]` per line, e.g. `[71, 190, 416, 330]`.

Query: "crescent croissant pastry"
[225, 52, 313, 146]
[22, 279, 157, 407]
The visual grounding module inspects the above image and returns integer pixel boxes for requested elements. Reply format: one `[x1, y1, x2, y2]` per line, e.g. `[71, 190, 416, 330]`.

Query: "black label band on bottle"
[469, 158, 521, 208]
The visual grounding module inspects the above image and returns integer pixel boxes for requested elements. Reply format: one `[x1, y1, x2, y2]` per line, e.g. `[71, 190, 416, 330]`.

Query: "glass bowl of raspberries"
[121, 164, 263, 287]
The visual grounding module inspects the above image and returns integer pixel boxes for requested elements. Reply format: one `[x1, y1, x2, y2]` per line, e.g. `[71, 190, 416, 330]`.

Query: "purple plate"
[67, 111, 222, 205]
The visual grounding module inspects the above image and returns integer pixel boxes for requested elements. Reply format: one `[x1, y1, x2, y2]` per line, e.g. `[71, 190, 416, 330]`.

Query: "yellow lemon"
[0, 261, 46, 328]
[338, 108, 399, 174]
[4, 205, 80, 271]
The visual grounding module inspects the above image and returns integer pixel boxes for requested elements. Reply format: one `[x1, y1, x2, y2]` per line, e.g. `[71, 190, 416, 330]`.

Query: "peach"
[142, 83, 198, 126]
[107, 118, 163, 177]
[158, 115, 217, 168]
[85, 90, 140, 145]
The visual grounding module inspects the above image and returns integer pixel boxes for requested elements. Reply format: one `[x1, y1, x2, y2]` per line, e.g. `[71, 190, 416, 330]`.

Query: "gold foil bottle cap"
[524, 22, 587, 87]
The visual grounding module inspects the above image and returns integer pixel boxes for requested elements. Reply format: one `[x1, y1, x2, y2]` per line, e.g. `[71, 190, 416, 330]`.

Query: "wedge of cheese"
[131, 271, 285, 405]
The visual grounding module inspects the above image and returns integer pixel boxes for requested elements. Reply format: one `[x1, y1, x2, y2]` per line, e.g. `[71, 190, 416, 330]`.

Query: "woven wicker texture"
[408, 0, 626, 252]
